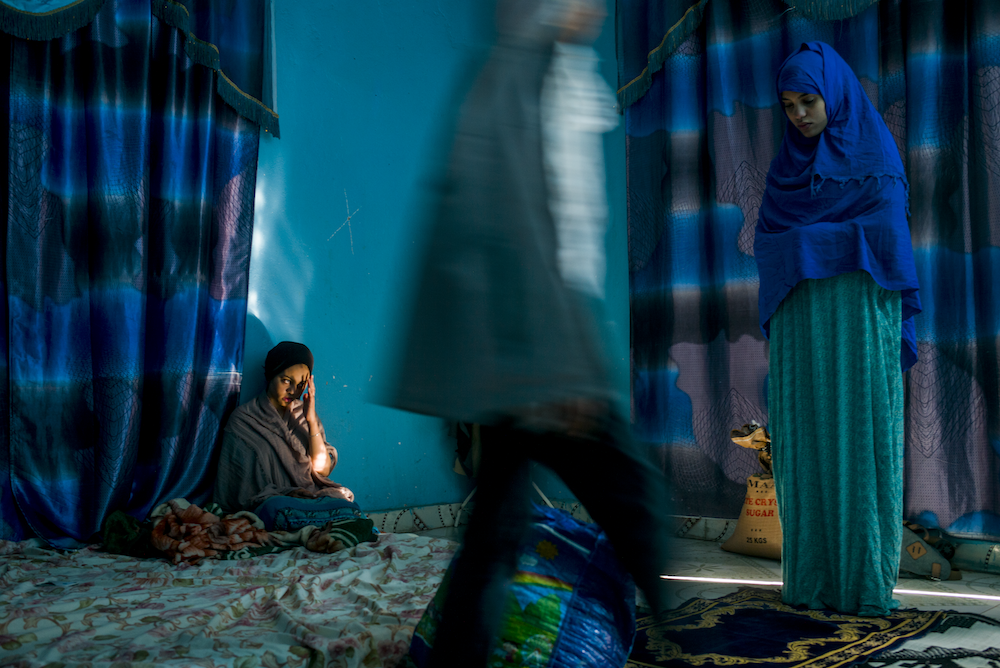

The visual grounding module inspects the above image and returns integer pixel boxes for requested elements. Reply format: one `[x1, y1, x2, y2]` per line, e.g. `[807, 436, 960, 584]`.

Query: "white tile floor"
[414, 523, 1000, 622]
[662, 535, 1000, 620]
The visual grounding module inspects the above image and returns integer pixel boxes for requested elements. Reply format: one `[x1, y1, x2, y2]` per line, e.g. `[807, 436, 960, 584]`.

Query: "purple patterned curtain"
[620, 0, 1000, 539]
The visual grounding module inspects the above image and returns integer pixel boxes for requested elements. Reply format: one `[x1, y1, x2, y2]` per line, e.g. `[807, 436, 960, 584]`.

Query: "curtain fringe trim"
[616, 0, 882, 111]
[781, 0, 881, 21]
[152, 0, 280, 138]
[0, 0, 279, 137]
[0, 0, 105, 41]
[616, 0, 709, 112]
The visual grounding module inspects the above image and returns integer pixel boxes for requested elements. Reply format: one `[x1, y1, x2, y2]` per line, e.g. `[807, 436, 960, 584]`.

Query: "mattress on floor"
[0, 532, 457, 667]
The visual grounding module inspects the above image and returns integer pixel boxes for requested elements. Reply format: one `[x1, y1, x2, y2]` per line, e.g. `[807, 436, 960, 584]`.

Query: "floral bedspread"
[0, 533, 457, 668]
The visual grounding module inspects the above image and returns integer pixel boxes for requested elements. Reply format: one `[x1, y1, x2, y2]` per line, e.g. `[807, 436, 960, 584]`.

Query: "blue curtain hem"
[152, 0, 280, 138]
[0, 0, 280, 138]
[616, 0, 708, 112]
[0, 0, 105, 41]
[615, 0, 885, 112]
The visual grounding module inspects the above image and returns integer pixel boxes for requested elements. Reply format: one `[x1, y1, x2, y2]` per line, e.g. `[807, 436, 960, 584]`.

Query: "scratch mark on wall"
[329, 189, 361, 253]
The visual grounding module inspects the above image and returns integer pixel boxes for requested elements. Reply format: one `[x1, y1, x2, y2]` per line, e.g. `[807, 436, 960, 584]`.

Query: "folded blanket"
[150, 500, 272, 564]
[101, 498, 379, 564]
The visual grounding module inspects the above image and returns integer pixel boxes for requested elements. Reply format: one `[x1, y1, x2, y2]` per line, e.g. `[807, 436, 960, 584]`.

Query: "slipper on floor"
[899, 525, 952, 581]
[902, 521, 962, 580]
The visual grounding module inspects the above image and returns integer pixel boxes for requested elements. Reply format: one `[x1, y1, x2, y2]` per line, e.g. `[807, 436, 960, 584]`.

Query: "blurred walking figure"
[386, 0, 672, 665]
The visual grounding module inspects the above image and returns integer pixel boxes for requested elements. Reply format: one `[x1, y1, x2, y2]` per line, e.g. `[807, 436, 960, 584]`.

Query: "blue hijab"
[754, 41, 921, 371]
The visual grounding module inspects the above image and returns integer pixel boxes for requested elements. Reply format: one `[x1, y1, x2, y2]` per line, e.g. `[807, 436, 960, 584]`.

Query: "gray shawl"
[214, 393, 344, 512]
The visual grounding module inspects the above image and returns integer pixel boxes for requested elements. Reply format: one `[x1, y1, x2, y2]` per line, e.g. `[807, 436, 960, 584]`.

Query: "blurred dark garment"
[389, 29, 615, 425]
[390, 4, 672, 667]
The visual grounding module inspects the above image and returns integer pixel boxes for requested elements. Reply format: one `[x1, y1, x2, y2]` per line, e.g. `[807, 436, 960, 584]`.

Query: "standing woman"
[755, 42, 921, 616]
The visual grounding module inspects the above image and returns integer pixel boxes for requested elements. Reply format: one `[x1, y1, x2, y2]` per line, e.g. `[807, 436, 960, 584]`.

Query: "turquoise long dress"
[768, 270, 904, 616]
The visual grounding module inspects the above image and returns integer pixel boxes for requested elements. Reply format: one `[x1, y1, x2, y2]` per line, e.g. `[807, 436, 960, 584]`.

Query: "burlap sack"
[721, 474, 782, 560]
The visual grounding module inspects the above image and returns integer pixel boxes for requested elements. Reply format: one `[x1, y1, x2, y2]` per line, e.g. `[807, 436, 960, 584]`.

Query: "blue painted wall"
[244, 0, 628, 511]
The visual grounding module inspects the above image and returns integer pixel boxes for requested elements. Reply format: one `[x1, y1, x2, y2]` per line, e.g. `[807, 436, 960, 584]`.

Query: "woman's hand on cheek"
[304, 375, 318, 424]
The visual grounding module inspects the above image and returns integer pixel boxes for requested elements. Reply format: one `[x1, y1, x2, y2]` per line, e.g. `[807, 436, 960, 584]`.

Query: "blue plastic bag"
[409, 505, 636, 667]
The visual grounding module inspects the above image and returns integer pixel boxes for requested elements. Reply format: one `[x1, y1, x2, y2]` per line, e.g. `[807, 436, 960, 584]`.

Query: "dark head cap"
[264, 341, 314, 384]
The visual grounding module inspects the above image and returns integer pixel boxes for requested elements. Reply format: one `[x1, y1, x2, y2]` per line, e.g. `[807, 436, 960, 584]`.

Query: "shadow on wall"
[240, 313, 276, 404]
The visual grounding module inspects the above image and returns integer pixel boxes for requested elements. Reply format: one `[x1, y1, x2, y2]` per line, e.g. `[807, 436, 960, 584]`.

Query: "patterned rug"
[626, 588, 947, 668]
[862, 612, 1000, 668]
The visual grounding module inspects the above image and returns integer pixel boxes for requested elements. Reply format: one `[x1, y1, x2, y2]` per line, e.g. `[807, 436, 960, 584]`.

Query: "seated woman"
[215, 341, 355, 528]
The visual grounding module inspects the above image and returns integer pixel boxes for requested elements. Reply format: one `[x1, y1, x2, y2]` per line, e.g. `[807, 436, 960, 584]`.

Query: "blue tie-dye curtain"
[620, 0, 1000, 540]
[0, 0, 277, 546]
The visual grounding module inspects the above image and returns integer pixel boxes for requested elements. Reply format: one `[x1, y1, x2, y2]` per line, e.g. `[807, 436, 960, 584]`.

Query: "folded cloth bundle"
[731, 422, 772, 474]
[151, 500, 271, 564]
